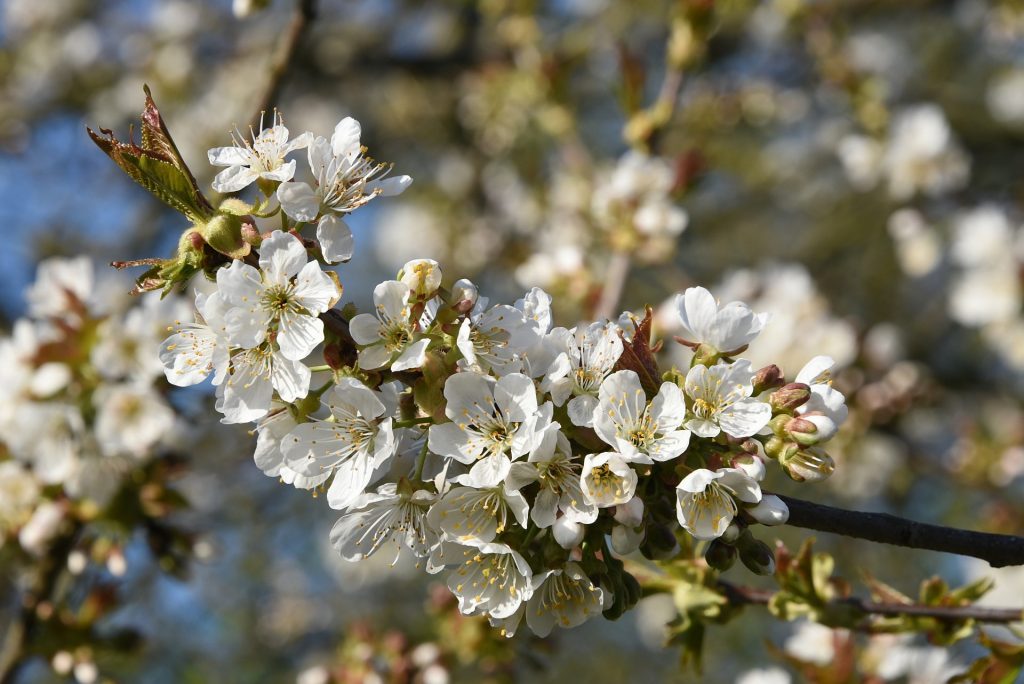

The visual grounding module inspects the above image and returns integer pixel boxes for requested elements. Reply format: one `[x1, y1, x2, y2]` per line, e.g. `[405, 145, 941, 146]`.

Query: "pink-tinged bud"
[322, 343, 344, 371]
[241, 222, 263, 247]
[187, 231, 205, 251]
[746, 495, 789, 526]
[450, 278, 478, 312]
[785, 414, 838, 446]
[613, 496, 645, 527]
[752, 364, 784, 394]
[769, 382, 811, 412]
[780, 447, 835, 483]
[553, 516, 585, 549]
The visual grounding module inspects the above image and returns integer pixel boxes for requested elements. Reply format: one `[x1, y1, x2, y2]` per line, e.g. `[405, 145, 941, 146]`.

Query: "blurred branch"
[250, 0, 318, 129]
[718, 581, 1024, 625]
[0, 521, 82, 684]
[778, 494, 1024, 568]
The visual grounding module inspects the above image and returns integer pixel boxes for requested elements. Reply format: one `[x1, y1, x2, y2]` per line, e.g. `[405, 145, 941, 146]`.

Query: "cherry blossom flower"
[579, 452, 637, 508]
[675, 468, 761, 540]
[428, 457, 529, 543]
[348, 280, 431, 371]
[506, 426, 597, 527]
[593, 370, 691, 463]
[216, 343, 311, 424]
[217, 231, 339, 361]
[207, 112, 310, 193]
[158, 291, 231, 387]
[542, 322, 623, 427]
[523, 562, 605, 636]
[456, 303, 539, 376]
[674, 286, 767, 353]
[683, 360, 772, 439]
[438, 539, 535, 619]
[277, 117, 412, 263]
[282, 378, 397, 510]
[330, 483, 440, 563]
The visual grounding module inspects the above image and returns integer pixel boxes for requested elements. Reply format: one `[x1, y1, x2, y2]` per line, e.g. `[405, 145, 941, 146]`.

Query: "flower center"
[692, 397, 717, 419]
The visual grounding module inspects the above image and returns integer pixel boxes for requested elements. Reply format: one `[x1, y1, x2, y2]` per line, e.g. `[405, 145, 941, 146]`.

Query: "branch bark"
[249, 0, 317, 129]
[777, 494, 1024, 568]
[719, 581, 1024, 625]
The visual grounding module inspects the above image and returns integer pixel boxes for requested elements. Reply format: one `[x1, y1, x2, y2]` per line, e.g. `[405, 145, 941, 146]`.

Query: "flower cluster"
[108, 107, 849, 638]
[0, 257, 190, 552]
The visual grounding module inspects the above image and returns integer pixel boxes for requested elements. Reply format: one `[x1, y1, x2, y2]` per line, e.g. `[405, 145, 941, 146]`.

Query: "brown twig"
[249, 0, 317, 130]
[718, 581, 1024, 625]
[777, 494, 1024, 568]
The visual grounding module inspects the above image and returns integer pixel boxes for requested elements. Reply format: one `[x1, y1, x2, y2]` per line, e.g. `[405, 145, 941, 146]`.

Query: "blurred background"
[3, 0, 1024, 681]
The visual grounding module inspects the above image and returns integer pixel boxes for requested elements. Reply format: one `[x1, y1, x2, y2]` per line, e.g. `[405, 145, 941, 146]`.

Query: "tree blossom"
[675, 468, 761, 540]
[93, 384, 175, 458]
[253, 406, 330, 490]
[794, 356, 848, 426]
[217, 231, 339, 361]
[674, 286, 767, 353]
[277, 117, 412, 263]
[216, 343, 311, 424]
[593, 370, 691, 463]
[439, 539, 535, 619]
[683, 360, 772, 439]
[427, 372, 550, 483]
[542, 322, 623, 427]
[456, 303, 539, 376]
[159, 291, 231, 387]
[579, 453, 637, 508]
[330, 483, 440, 562]
[282, 377, 397, 510]
[207, 112, 310, 193]
[349, 280, 431, 371]
[523, 563, 605, 636]
[428, 458, 529, 543]
[506, 427, 597, 527]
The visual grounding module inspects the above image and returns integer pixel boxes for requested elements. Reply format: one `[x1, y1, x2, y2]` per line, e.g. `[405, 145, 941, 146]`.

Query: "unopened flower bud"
[784, 416, 820, 446]
[640, 523, 679, 560]
[731, 452, 766, 481]
[802, 414, 838, 443]
[400, 259, 442, 297]
[752, 364, 784, 394]
[553, 516, 585, 549]
[780, 447, 835, 483]
[322, 343, 344, 371]
[450, 278, 478, 312]
[241, 222, 263, 247]
[738, 538, 776, 575]
[769, 382, 811, 413]
[611, 523, 644, 555]
[187, 230, 205, 251]
[704, 538, 737, 571]
[746, 494, 789, 526]
[613, 496, 645, 527]
[720, 520, 743, 544]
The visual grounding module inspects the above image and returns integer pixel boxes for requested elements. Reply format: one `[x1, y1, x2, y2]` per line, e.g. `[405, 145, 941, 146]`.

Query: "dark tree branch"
[249, 0, 317, 129]
[719, 581, 1024, 625]
[777, 494, 1024, 568]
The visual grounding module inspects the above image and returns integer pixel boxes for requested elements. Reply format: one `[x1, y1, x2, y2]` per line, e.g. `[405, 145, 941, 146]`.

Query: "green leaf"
[87, 85, 214, 222]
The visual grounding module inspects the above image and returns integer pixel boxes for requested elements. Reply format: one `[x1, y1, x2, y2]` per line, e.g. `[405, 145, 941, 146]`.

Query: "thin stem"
[250, 0, 317, 130]
[307, 365, 333, 373]
[718, 581, 1024, 625]
[413, 439, 430, 482]
[776, 494, 1024, 568]
[395, 417, 434, 429]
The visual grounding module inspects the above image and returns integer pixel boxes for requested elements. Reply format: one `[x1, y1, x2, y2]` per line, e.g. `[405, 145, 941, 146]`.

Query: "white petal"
[349, 313, 383, 345]
[262, 159, 297, 182]
[494, 373, 537, 423]
[717, 469, 762, 504]
[271, 356, 311, 403]
[567, 394, 598, 427]
[212, 165, 259, 193]
[648, 429, 691, 462]
[326, 454, 374, 510]
[392, 338, 429, 371]
[316, 214, 354, 264]
[368, 175, 412, 197]
[277, 181, 320, 221]
[428, 422, 481, 464]
[717, 399, 772, 438]
[277, 311, 324, 360]
[357, 344, 392, 370]
[332, 117, 362, 158]
[675, 287, 718, 344]
[258, 231, 307, 281]
[208, 146, 251, 167]
[650, 381, 686, 430]
[291, 260, 338, 313]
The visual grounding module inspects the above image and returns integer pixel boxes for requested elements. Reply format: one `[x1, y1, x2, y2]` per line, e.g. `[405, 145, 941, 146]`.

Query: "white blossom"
[349, 280, 431, 371]
[159, 291, 231, 387]
[674, 286, 767, 353]
[524, 562, 604, 636]
[579, 452, 637, 508]
[683, 360, 772, 439]
[456, 303, 539, 376]
[282, 377, 397, 510]
[330, 483, 440, 562]
[439, 539, 535, 619]
[277, 117, 412, 263]
[252, 406, 330, 490]
[675, 467, 761, 540]
[207, 112, 310, 193]
[428, 458, 529, 543]
[216, 343, 311, 424]
[427, 372, 550, 483]
[506, 426, 597, 527]
[93, 384, 175, 458]
[593, 370, 691, 464]
[794, 356, 848, 426]
[217, 231, 339, 361]
[542, 322, 623, 427]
